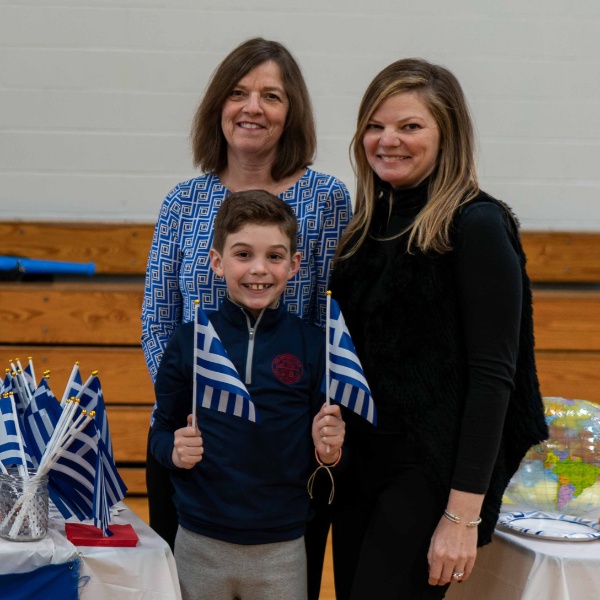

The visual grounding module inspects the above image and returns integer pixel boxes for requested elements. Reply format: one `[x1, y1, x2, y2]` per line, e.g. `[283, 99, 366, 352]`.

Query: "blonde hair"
[338, 58, 479, 258]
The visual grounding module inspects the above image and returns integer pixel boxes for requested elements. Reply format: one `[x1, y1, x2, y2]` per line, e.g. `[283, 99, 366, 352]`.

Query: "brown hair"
[212, 189, 298, 255]
[191, 37, 316, 181]
[338, 58, 479, 258]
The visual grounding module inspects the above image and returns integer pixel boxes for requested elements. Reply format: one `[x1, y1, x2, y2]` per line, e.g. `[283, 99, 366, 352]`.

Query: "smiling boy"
[149, 190, 345, 600]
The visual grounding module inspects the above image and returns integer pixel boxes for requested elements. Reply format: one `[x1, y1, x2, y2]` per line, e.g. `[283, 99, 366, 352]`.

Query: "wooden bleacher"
[1, 223, 599, 525]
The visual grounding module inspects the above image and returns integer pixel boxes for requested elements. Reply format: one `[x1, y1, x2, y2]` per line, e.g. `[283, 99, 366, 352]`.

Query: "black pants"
[146, 428, 332, 599]
[146, 428, 179, 551]
[332, 432, 450, 600]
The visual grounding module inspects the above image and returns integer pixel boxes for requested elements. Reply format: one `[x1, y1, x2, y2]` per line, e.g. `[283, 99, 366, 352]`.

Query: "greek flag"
[23, 378, 62, 466]
[92, 443, 111, 535]
[0, 372, 11, 395]
[194, 303, 258, 423]
[62, 364, 83, 405]
[48, 411, 99, 521]
[325, 297, 377, 425]
[48, 412, 126, 534]
[2, 373, 27, 416]
[77, 375, 115, 460]
[0, 394, 33, 470]
[22, 361, 37, 394]
[96, 437, 127, 507]
[92, 438, 126, 535]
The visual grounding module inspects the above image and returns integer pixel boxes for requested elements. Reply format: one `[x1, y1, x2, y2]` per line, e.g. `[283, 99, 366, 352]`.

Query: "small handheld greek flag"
[22, 377, 62, 466]
[324, 294, 377, 426]
[77, 375, 115, 460]
[193, 302, 258, 423]
[61, 363, 83, 406]
[48, 410, 126, 536]
[0, 394, 34, 471]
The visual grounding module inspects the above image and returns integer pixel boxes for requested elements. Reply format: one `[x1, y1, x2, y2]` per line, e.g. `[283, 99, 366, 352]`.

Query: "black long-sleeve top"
[336, 181, 522, 494]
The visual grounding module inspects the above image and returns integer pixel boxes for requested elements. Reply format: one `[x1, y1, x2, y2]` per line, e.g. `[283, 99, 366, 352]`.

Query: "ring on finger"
[452, 571, 465, 580]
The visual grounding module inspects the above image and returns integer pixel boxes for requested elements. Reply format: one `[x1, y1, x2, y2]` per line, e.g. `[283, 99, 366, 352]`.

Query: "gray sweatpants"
[174, 526, 308, 600]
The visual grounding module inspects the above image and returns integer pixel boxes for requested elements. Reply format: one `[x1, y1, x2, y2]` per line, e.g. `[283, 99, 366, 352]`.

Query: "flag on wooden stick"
[323, 293, 377, 426]
[193, 301, 258, 424]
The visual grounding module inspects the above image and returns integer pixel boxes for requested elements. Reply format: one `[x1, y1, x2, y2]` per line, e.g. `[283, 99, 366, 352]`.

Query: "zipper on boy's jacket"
[243, 309, 264, 385]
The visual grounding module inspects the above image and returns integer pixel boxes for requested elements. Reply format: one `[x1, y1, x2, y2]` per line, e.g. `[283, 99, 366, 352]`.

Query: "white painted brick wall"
[1, 0, 599, 229]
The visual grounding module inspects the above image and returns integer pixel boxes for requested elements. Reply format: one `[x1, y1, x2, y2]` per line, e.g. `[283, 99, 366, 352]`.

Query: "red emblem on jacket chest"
[272, 353, 304, 384]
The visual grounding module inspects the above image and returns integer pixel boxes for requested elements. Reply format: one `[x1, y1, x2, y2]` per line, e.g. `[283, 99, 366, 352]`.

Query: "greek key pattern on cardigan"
[141, 169, 351, 380]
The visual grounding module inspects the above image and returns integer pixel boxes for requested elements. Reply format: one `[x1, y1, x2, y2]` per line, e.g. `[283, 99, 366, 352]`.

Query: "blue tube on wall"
[0, 256, 95, 276]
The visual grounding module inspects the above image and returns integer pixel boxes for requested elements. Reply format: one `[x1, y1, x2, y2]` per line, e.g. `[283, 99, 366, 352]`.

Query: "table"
[0, 503, 182, 599]
[445, 525, 600, 600]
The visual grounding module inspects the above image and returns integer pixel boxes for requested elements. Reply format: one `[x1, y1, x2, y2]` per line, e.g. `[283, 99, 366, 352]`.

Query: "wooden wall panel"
[0, 346, 154, 406]
[125, 497, 149, 525]
[0, 222, 154, 275]
[532, 290, 600, 351]
[522, 232, 600, 282]
[0, 282, 143, 345]
[3, 225, 600, 281]
[120, 468, 148, 496]
[108, 406, 152, 463]
[536, 352, 600, 405]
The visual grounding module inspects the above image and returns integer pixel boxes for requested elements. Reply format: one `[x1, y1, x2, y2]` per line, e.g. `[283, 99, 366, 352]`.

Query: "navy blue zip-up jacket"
[149, 297, 326, 545]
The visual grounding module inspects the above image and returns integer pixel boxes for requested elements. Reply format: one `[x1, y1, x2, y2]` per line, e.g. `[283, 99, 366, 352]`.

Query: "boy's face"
[209, 223, 301, 318]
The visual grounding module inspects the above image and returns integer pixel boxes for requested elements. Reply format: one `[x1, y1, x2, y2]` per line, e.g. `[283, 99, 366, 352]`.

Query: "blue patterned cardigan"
[141, 168, 352, 382]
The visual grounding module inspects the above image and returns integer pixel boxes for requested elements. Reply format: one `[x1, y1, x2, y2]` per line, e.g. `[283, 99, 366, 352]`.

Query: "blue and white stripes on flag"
[23, 378, 62, 466]
[48, 411, 126, 535]
[324, 298, 377, 426]
[92, 438, 126, 535]
[3, 373, 27, 416]
[0, 372, 11, 395]
[194, 303, 258, 423]
[96, 438, 126, 508]
[48, 411, 100, 521]
[92, 443, 111, 535]
[22, 361, 37, 394]
[0, 394, 34, 470]
[77, 375, 115, 460]
[62, 364, 83, 405]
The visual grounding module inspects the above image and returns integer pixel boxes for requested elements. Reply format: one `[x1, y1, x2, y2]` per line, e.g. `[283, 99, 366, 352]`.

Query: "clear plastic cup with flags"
[0, 468, 49, 541]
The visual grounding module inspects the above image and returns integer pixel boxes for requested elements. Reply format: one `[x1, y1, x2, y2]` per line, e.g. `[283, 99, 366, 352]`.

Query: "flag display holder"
[65, 522, 138, 547]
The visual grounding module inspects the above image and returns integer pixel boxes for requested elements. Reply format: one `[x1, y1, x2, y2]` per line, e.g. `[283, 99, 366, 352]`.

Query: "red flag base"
[65, 523, 139, 547]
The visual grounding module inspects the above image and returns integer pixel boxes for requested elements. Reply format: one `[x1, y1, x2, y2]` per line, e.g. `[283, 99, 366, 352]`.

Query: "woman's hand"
[427, 514, 478, 585]
[171, 414, 204, 469]
[427, 489, 483, 586]
[312, 403, 345, 464]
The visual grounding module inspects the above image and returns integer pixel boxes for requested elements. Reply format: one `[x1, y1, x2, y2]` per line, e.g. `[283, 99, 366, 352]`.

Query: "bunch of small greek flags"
[191, 295, 376, 426]
[0, 359, 126, 538]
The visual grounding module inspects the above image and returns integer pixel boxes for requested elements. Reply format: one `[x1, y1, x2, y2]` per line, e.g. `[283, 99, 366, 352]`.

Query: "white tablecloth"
[445, 526, 600, 600]
[0, 503, 181, 600]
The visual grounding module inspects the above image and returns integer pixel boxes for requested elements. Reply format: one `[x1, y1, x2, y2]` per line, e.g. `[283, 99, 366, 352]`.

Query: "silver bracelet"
[443, 509, 482, 527]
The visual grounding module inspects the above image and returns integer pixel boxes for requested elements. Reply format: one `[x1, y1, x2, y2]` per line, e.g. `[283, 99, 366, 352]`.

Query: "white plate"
[498, 510, 600, 541]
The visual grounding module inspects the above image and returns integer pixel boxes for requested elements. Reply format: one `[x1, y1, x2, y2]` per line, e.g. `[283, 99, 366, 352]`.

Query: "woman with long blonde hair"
[330, 58, 547, 599]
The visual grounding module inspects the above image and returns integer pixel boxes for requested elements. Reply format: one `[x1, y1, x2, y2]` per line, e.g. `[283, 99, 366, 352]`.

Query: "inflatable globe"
[505, 397, 600, 517]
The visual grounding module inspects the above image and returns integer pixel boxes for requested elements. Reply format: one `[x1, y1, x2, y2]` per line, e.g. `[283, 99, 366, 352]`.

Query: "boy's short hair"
[212, 190, 298, 255]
